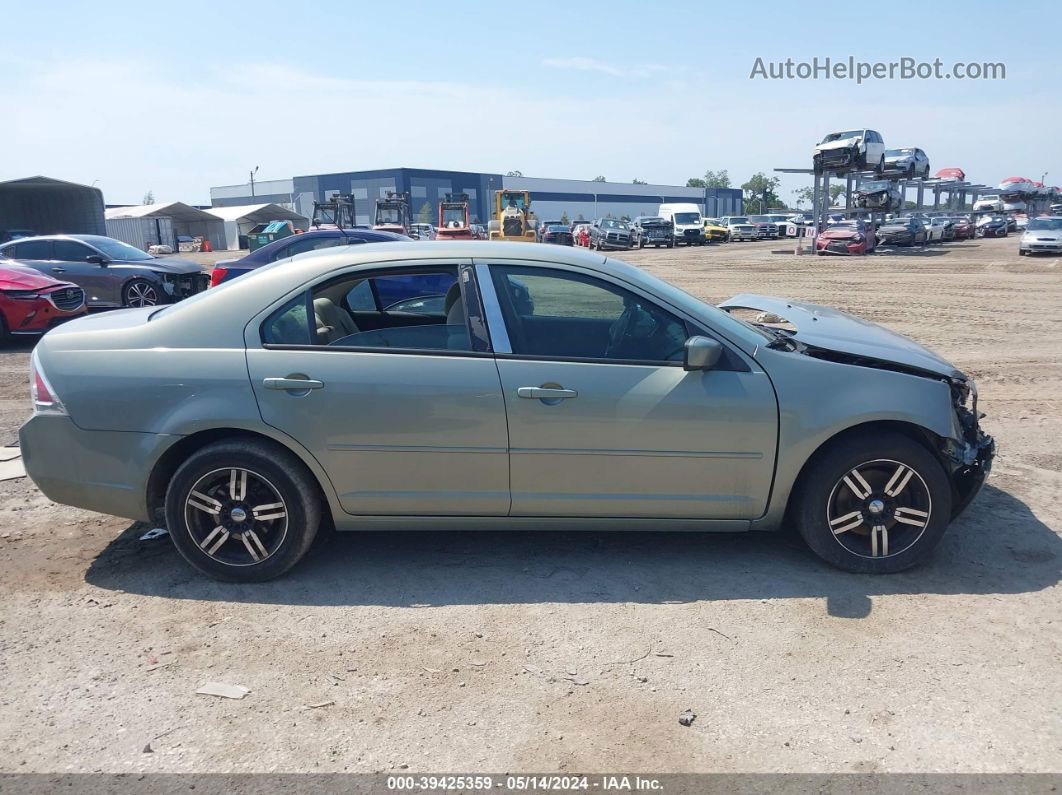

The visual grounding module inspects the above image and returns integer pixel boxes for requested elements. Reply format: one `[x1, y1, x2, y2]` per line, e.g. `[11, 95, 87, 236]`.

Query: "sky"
[1, 0, 1058, 205]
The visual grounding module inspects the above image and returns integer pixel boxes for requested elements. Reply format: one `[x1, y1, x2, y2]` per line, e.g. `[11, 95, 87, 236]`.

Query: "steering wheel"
[605, 300, 657, 359]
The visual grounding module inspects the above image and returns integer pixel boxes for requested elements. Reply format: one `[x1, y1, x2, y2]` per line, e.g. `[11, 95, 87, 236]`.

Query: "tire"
[164, 439, 322, 582]
[123, 278, 161, 308]
[666, 242, 674, 248]
[792, 430, 952, 573]
[639, 239, 645, 249]
[0, 312, 10, 344]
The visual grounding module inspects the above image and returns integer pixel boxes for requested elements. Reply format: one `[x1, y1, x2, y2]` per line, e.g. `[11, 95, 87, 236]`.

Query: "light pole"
[249, 166, 259, 198]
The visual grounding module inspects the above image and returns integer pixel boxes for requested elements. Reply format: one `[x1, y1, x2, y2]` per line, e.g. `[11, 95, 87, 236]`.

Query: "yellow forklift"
[488, 189, 537, 242]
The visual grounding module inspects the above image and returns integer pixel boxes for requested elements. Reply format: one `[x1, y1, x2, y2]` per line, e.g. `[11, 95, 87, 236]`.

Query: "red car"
[572, 223, 590, 247]
[949, 217, 974, 240]
[815, 221, 876, 255]
[0, 263, 86, 342]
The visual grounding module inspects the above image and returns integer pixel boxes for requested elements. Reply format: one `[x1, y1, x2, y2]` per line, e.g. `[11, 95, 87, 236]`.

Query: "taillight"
[209, 267, 228, 287]
[30, 348, 66, 415]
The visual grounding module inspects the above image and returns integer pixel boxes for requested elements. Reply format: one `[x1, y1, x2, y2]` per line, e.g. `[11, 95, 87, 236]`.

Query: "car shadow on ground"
[85, 485, 1059, 617]
[871, 246, 951, 257]
[0, 338, 37, 353]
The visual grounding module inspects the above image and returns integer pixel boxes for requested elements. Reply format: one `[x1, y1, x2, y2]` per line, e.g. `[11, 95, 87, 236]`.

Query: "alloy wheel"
[826, 458, 932, 559]
[184, 467, 289, 566]
[125, 281, 159, 307]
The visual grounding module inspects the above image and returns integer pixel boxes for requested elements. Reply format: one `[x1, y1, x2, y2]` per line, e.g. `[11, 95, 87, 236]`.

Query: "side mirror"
[86, 254, 107, 265]
[683, 336, 723, 371]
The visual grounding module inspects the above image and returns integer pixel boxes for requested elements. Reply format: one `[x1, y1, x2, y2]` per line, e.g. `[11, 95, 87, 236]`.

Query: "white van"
[658, 203, 704, 246]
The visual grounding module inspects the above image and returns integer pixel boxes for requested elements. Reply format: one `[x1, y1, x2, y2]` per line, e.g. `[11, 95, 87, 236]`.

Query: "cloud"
[542, 57, 673, 79]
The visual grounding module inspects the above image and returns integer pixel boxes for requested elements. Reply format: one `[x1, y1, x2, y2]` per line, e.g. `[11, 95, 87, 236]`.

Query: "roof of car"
[1, 234, 111, 244]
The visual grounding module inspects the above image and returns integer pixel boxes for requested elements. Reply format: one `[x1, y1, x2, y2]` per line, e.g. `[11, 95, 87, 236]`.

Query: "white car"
[813, 129, 886, 174]
[924, 218, 948, 243]
[410, 223, 436, 240]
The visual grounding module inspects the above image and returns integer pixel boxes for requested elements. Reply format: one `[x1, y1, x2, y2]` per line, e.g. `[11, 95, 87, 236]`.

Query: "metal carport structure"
[205, 203, 310, 251]
[0, 176, 105, 240]
[105, 202, 225, 252]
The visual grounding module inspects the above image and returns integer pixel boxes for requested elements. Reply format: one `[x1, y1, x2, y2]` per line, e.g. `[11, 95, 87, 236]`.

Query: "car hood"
[819, 229, 860, 239]
[1024, 230, 1062, 240]
[816, 139, 860, 151]
[718, 294, 962, 378]
[0, 264, 65, 290]
[124, 256, 203, 275]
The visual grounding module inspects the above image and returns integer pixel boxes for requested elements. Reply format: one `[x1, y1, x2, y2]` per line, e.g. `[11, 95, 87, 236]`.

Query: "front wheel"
[123, 278, 160, 307]
[793, 430, 952, 573]
[165, 439, 322, 581]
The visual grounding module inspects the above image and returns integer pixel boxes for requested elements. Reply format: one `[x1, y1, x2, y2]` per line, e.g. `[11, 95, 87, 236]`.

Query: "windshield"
[674, 212, 700, 224]
[376, 207, 403, 225]
[860, 181, 890, 191]
[747, 216, 770, 223]
[727, 217, 749, 224]
[640, 217, 666, 225]
[441, 207, 466, 226]
[89, 237, 154, 261]
[546, 224, 569, 232]
[499, 192, 527, 211]
[1028, 218, 1062, 231]
[601, 219, 628, 229]
[820, 130, 862, 143]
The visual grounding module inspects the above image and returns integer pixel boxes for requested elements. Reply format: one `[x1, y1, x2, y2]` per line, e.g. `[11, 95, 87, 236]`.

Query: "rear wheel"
[0, 312, 10, 344]
[793, 431, 952, 573]
[123, 279, 160, 308]
[165, 439, 321, 582]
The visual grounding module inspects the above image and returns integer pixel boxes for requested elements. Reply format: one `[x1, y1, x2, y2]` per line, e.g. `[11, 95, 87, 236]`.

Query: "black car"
[540, 223, 574, 246]
[876, 218, 928, 247]
[536, 220, 564, 242]
[210, 228, 409, 285]
[630, 217, 675, 248]
[977, 217, 1009, 238]
[0, 234, 206, 308]
[589, 218, 632, 250]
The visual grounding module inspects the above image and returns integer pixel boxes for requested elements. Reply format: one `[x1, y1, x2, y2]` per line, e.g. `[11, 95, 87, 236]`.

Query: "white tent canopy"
[106, 201, 218, 223]
[205, 203, 310, 250]
[104, 201, 225, 251]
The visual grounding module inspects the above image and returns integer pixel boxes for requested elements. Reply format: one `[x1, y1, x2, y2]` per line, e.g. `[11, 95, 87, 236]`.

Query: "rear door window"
[14, 240, 52, 259]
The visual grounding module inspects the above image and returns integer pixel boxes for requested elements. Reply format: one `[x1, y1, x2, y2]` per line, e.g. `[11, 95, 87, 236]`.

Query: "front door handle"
[263, 376, 324, 392]
[51, 267, 66, 273]
[517, 386, 578, 400]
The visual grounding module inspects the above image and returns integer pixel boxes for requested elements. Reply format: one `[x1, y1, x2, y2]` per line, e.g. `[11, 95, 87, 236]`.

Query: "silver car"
[20, 242, 994, 581]
[883, 147, 931, 180]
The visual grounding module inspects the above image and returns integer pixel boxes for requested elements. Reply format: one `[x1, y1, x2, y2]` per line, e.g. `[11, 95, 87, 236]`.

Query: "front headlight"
[1, 289, 42, 300]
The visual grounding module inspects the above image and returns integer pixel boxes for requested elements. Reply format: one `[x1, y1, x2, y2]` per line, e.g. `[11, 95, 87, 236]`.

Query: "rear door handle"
[263, 376, 324, 391]
[517, 386, 578, 400]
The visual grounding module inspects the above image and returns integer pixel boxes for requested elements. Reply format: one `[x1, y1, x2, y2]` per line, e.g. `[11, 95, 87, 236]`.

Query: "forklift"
[436, 193, 473, 240]
[311, 194, 356, 230]
[373, 191, 413, 235]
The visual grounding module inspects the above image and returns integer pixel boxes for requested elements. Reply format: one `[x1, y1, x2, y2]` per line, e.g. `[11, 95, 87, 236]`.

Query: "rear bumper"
[19, 414, 180, 521]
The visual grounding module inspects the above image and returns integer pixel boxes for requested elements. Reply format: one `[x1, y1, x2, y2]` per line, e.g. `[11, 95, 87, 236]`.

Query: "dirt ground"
[0, 236, 1059, 775]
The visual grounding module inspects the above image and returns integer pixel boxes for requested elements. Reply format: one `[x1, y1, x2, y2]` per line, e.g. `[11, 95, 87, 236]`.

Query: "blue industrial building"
[211, 168, 743, 226]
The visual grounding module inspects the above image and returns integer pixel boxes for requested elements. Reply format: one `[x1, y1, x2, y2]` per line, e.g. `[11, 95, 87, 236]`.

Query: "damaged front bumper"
[943, 378, 996, 518]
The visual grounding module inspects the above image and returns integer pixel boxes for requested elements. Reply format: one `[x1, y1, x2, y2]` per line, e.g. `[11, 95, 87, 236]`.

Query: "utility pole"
[249, 166, 259, 198]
